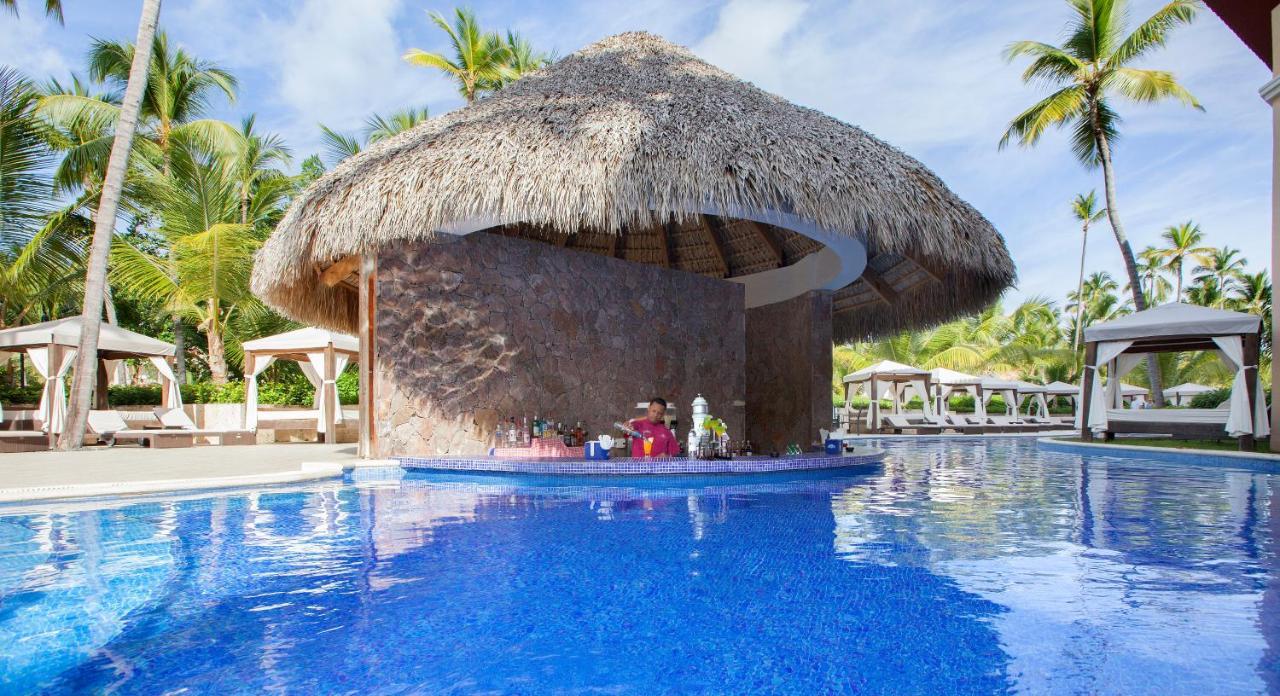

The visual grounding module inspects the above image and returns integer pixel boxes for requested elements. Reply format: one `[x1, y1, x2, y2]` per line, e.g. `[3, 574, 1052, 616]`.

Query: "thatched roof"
[253, 31, 1014, 342]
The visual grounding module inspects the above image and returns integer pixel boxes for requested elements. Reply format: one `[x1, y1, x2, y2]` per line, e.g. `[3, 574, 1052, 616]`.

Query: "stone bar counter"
[396, 448, 884, 476]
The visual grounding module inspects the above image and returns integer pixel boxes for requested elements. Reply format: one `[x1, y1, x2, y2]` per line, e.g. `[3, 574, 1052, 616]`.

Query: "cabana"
[929, 367, 985, 418]
[1014, 381, 1051, 419]
[252, 32, 1015, 457]
[1120, 383, 1149, 406]
[0, 317, 178, 447]
[1044, 380, 1081, 417]
[843, 360, 934, 431]
[1080, 303, 1268, 448]
[240, 327, 359, 442]
[1164, 382, 1215, 406]
[979, 377, 1021, 416]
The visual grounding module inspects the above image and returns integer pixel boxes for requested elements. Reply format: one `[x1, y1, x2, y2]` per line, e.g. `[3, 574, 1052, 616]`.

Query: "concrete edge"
[1037, 436, 1280, 464]
[0, 462, 345, 503]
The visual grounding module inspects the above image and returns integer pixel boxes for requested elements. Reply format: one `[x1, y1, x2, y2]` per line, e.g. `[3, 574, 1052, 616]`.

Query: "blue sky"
[1, 0, 1271, 308]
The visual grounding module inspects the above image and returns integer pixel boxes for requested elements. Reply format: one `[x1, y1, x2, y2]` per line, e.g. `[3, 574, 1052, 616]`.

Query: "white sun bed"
[153, 408, 255, 445]
[88, 410, 193, 448]
[1103, 408, 1231, 438]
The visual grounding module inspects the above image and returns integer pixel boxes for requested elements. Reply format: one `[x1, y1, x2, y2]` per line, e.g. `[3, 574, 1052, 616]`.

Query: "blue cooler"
[825, 439, 842, 454]
[585, 441, 610, 460]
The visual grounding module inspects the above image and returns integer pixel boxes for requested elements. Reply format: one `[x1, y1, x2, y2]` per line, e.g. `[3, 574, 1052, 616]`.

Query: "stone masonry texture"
[374, 233, 747, 457]
[745, 290, 834, 452]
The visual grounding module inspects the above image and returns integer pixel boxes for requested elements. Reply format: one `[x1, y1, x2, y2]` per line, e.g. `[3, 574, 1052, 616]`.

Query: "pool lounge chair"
[153, 408, 255, 445]
[987, 415, 1039, 432]
[881, 414, 943, 435]
[0, 429, 49, 453]
[944, 415, 987, 434]
[87, 410, 193, 448]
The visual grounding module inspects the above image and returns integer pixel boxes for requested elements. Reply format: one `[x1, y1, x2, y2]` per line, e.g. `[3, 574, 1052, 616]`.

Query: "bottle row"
[495, 415, 589, 449]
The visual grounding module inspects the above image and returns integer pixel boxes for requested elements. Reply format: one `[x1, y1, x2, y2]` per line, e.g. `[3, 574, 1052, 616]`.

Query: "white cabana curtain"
[30, 347, 76, 433]
[243, 355, 276, 430]
[148, 357, 182, 409]
[1211, 336, 1270, 438]
[305, 351, 350, 433]
[1079, 340, 1132, 432]
[1105, 353, 1146, 409]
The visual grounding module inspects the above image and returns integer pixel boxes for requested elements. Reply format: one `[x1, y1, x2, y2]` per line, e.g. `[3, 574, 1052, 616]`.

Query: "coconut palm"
[318, 106, 431, 167]
[61, 0, 162, 450]
[402, 8, 513, 104]
[1135, 245, 1173, 304]
[496, 30, 552, 87]
[1192, 246, 1246, 303]
[1001, 0, 1203, 406]
[1070, 191, 1106, 347]
[227, 115, 291, 225]
[0, 0, 62, 23]
[110, 138, 285, 383]
[1158, 220, 1210, 301]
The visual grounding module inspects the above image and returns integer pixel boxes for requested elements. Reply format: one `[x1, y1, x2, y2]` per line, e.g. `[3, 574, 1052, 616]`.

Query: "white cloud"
[0, 13, 70, 79]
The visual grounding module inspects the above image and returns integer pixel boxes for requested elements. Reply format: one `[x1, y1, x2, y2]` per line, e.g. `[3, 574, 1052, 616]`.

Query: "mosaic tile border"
[396, 450, 885, 475]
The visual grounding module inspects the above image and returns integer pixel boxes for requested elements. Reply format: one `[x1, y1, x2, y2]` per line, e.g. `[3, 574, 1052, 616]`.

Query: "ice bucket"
[585, 440, 610, 460]
[825, 439, 842, 454]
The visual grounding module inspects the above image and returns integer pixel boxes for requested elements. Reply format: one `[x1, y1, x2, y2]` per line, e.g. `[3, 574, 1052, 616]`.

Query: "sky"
[1, 0, 1272, 308]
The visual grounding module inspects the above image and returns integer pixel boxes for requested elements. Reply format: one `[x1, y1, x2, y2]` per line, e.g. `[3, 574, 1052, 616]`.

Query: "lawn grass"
[1058, 437, 1271, 453]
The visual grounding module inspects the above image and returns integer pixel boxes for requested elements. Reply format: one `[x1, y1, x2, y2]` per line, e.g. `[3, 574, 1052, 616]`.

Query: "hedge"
[1, 370, 359, 408]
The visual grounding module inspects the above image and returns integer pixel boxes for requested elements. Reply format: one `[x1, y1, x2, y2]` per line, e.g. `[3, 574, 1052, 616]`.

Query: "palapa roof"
[252, 32, 1014, 342]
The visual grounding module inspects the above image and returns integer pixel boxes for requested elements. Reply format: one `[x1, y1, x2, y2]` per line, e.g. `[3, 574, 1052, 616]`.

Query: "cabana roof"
[241, 327, 358, 362]
[1043, 380, 1078, 395]
[0, 317, 174, 358]
[1014, 380, 1047, 394]
[979, 376, 1020, 391]
[843, 360, 929, 384]
[1164, 382, 1215, 396]
[1084, 303, 1261, 344]
[1120, 383, 1149, 397]
[929, 367, 981, 385]
[252, 32, 1014, 343]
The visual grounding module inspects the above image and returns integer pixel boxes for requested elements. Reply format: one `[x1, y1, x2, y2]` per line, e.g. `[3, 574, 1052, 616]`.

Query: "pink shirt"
[628, 419, 680, 457]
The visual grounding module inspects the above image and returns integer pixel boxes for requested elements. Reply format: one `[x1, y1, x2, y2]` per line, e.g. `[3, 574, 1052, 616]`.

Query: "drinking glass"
[643, 437, 654, 457]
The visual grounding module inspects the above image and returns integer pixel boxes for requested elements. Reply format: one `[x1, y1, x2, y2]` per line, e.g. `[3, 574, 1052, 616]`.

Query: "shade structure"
[241, 327, 359, 437]
[929, 367, 982, 416]
[1163, 382, 1215, 406]
[1080, 303, 1267, 444]
[842, 360, 934, 429]
[0, 317, 177, 437]
[252, 32, 1015, 343]
[1043, 381, 1078, 396]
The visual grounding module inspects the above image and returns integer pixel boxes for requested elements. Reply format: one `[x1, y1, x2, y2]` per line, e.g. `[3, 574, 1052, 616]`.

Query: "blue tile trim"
[395, 451, 885, 475]
[1039, 437, 1280, 473]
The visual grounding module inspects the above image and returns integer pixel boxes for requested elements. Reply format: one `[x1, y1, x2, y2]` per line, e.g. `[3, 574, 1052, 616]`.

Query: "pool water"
[2, 438, 1278, 693]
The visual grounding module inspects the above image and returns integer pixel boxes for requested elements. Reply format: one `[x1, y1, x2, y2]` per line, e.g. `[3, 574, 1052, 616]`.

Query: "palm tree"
[227, 115, 290, 225]
[110, 138, 285, 383]
[402, 8, 513, 104]
[1192, 246, 1246, 303]
[318, 106, 430, 167]
[1070, 191, 1106, 347]
[1001, 0, 1203, 407]
[497, 30, 552, 87]
[1158, 220, 1210, 301]
[0, 0, 63, 24]
[1135, 245, 1173, 304]
[42, 32, 240, 385]
[60, 0, 162, 450]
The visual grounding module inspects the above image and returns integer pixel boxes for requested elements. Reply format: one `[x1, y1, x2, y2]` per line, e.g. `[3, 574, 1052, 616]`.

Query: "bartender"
[627, 398, 680, 457]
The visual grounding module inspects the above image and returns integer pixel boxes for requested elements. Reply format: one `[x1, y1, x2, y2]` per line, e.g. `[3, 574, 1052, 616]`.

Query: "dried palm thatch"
[252, 31, 1015, 342]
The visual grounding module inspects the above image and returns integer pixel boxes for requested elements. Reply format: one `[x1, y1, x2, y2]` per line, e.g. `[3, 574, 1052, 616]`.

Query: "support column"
[357, 254, 377, 458]
[1245, 330, 1261, 452]
[46, 343, 61, 449]
[95, 360, 109, 410]
[1265, 8, 1280, 451]
[322, 341, 336, 444]
[744, 290, 833, 451]
[1081, 341, 1098, 442]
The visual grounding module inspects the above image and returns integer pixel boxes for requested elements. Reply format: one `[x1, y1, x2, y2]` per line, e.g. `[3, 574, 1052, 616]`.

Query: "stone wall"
[374, 233, 746, 457]
[745, 291, 834, 452]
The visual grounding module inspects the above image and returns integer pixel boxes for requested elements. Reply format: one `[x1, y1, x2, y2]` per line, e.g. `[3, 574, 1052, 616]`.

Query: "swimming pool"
[1, 438, 1276, 693]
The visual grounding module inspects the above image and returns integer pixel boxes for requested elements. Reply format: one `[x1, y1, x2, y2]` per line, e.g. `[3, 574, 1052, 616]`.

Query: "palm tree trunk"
[206, 303, 227, 384]
[172, 316, 185, 383]
[59, 0, 162, 450]
[1072, 222, 1088, 348]
[1094, 116, 1165, 407]
[1175, 264, 1183, 303]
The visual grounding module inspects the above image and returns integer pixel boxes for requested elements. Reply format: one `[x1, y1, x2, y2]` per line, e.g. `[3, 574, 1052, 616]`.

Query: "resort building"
[253, 32, 1013, 457]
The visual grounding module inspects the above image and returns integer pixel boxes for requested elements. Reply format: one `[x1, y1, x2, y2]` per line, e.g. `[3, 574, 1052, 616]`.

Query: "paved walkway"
[0, 443, 361, 503]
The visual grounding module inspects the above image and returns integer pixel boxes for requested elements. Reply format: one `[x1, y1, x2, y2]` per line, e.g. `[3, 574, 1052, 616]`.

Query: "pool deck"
[0, 443, 363, 503]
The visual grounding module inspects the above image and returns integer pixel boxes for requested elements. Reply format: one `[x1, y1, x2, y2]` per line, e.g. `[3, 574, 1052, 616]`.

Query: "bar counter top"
[396, 447, 885, 475]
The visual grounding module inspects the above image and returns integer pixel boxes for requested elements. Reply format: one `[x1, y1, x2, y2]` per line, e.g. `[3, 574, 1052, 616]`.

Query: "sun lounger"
[153, 408, 255, 445]
[0, 430, 50, 453]
[987, 415, 1039, 432]
[944, 415, 987, 434]
[88, 410, 193, 448]
[881, 414, 942, 435]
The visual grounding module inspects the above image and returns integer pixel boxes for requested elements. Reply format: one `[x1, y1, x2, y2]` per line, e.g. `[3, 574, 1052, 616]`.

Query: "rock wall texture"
[745, 290, 834, 451]
[374, 233, 746, 457]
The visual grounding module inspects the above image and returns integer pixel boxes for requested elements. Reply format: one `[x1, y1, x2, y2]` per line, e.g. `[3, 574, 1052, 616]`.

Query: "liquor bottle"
[533, 415, 543, 438]
[521, 417, 530, 446]
[575, 421, 585, 447]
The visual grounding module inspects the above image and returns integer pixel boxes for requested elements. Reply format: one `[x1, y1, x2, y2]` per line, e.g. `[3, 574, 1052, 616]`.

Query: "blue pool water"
[2, 438, 1278, 693]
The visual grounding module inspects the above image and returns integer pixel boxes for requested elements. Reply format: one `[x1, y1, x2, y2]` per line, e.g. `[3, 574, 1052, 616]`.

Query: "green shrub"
[108, 384, 163, 405]
[0, 383, 43, 406]
[1189, 388, 1231, 409]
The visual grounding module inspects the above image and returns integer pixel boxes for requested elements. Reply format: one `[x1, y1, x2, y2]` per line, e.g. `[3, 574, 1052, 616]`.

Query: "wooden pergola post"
[95, 359, 109, 410]
[869, 375, 878, 433]
[322, 340, 337, 444]
[1243, 329, 1261, 451]
[1080, 341, 1098, 442]
[45, 343, 61, 449]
